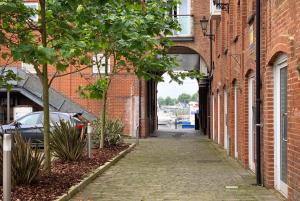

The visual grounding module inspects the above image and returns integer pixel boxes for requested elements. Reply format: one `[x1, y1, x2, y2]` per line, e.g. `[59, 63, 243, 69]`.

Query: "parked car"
[0, 111, 86, 146]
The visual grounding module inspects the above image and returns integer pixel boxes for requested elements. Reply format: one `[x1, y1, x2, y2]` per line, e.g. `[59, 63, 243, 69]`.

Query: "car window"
[59, 114, 71, 122]
[18, 113, 40, 125]
[50, 113, 60, 124]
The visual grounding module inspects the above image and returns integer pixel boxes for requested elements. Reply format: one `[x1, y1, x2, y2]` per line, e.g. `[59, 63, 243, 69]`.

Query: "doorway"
[274, 54, 288, 197]
[217, 91, 220, 144]
[224, 89, 228, 151]
[248, 74, 255, 171]
[157, 72, 199, 132]
[234, 81, 238, 159]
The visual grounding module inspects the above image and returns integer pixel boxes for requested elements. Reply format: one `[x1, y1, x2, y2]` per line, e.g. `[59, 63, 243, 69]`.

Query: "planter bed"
[0, 144, 129, 201]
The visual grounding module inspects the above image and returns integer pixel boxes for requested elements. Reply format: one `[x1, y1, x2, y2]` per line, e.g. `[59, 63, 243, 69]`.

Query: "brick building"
[0, 0, 210, 137]
[209, 0, 300, 199]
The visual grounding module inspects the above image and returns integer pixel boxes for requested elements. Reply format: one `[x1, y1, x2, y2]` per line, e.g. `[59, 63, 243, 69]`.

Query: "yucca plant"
[92, 118, 124, 147]
[104, 119, 124, 146]
[0, 133, 44, 185]
[50, 121, 86, 161]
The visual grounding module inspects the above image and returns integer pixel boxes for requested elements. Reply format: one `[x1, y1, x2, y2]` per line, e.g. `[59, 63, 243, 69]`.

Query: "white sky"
[157, 73, 198, 98]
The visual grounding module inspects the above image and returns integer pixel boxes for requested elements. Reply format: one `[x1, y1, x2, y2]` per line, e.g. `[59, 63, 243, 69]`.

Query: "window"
[24, 2, 39, 22]
[170, 0, 192, 36]
[50, 113, 61, 124]
[58, 114, 71, 122]
[18, 113, 40, 125]
[21, 62, 36, 74]
[92, 54, 110, 74]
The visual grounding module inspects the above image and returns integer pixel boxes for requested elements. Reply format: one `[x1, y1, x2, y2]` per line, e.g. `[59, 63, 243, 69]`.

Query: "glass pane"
[50, 114, 61, 124]
[280, 66, 288, 183]
[59, 114, 71, 122]
[177, 16, 191, 35]
[178, 0, 189, 15]
[18, 113, 40, 125]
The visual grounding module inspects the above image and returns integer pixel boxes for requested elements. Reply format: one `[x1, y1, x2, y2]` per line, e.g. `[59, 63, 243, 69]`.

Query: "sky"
[157, 73, 198, 98]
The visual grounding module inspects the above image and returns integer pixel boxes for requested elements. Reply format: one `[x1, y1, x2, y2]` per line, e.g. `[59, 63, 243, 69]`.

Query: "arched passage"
[145, 46, 209, 136]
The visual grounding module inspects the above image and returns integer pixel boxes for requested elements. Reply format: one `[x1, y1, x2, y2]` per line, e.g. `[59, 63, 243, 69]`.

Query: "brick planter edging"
[54, 143, 136, 201]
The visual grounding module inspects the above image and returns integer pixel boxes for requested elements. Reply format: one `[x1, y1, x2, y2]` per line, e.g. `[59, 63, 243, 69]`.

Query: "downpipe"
[255, 0, 262, 186]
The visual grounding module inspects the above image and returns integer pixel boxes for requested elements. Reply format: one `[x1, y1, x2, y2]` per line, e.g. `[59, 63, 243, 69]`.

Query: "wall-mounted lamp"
[213, 0, 229, 12]
[200, 16, 215, 40]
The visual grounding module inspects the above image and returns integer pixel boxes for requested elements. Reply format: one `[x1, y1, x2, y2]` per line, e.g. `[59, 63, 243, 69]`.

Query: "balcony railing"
[210, 0, 221, 17]
[171, 15, 194, 37]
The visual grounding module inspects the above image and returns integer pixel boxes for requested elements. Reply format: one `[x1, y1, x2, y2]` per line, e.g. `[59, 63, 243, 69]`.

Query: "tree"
[78, 0, 180, 148]
[178, 93, 191, 104]
[191, 92, 198, 101]
[158, 97, 166, 106]
[0, 69, 20, 90]
[165, 96, 175, 106]
[0, 0, 92, 173]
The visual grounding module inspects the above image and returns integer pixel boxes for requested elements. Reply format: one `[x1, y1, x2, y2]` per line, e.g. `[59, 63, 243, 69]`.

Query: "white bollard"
[87, 123, 92, 158]
[3, 134, 12, 201]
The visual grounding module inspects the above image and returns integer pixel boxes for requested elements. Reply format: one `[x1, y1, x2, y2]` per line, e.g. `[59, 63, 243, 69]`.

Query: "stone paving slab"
[71, 130, 285, 201]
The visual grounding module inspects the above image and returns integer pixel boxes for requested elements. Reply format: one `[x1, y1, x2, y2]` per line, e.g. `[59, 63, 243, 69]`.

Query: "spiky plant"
[92, 118, 124, 147]
[50, 121, 86, 161]
[0, 133, 44, 185]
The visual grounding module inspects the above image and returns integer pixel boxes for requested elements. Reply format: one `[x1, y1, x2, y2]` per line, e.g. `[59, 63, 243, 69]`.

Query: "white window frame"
[92, 54, 110, 74]
[24, 2, 39, 22]
[172, 0, 192, 36]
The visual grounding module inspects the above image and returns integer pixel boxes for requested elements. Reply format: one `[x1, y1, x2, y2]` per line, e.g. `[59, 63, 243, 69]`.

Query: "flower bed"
[0, 144, 129, 201]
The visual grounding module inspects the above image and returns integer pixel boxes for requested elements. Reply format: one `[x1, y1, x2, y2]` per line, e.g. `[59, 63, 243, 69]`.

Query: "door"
[234, 82, 238, 158]
[274, 55, 288, 197]
[212, 95, 215, 141]
[217, 91, 220, 144]
[224, 89, 228, 150]
[248, 75, 255, 171]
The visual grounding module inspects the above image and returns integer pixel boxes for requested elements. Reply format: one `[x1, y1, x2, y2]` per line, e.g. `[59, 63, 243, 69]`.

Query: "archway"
[145, 46, 209, 136]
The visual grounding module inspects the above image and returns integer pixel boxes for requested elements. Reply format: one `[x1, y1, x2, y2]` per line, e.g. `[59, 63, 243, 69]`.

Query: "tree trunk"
[42, 65, 51, 173]
[40, 0, 51, 173]
[99, 55, 109, 149]
[99, 90, 107, 149]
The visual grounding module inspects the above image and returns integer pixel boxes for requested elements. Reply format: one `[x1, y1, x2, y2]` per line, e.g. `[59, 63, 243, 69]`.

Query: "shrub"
[92, 118, 124, 147]
[0, 133, 44, 185]
[50, 121, 86, 161]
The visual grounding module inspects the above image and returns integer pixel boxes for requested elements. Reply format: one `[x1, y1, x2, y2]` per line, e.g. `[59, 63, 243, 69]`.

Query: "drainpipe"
[255, 0, 262, 185]
[207, 18, 213, 139]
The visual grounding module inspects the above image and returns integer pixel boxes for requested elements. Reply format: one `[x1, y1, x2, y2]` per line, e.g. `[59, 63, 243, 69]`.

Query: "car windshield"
[50, 113, 61, 124]
[59, 114, 71, 122]
[18, 113, 40, 125]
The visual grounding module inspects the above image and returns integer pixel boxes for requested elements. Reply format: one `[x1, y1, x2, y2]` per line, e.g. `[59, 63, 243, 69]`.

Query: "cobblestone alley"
[72, 130, 285, 201]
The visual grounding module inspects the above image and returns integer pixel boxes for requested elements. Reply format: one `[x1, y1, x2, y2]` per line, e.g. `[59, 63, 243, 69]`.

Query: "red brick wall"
[210, 0, 300, 199]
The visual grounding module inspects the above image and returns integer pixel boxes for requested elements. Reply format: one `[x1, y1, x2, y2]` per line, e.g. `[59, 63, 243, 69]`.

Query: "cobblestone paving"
[72, 130, 285, 201]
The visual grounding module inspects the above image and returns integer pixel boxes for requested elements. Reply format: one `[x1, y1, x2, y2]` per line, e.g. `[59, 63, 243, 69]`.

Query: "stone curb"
[54, 143, 136, 201]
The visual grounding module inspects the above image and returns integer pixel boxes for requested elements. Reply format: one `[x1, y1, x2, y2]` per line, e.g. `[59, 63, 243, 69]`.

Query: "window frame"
[92, 54, 111, 74]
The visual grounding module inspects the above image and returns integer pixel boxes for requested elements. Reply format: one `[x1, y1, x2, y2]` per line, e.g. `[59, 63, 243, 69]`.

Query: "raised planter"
[54, 143, 136, 201]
